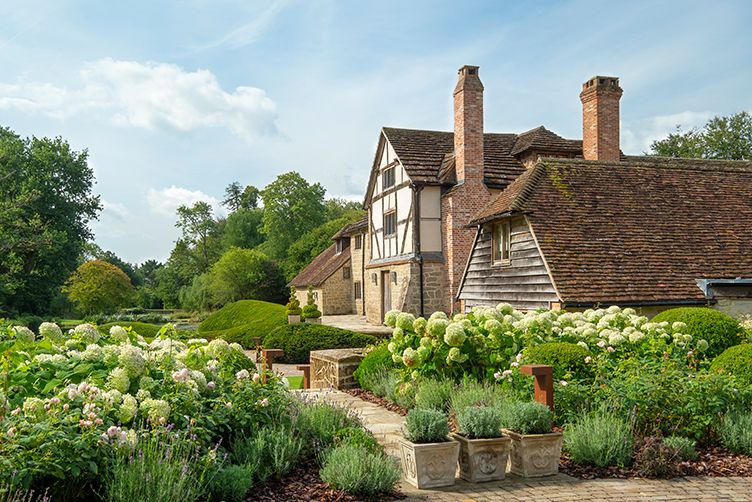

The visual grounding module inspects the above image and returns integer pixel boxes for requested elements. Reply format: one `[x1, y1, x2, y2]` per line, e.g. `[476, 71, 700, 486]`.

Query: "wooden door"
[381, 271, 391, 323]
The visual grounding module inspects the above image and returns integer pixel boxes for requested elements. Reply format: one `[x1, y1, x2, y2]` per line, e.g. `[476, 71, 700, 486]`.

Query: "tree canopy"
[650, 111, 752, 160]
[63, 260, 135, 315]
[0, 127, 101, 315]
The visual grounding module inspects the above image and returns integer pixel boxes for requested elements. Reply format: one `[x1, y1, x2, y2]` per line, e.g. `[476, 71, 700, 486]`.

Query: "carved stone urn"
[502, 429, 562, 477]
[450, 432, 511, 482]
[398, 436, 460, 489]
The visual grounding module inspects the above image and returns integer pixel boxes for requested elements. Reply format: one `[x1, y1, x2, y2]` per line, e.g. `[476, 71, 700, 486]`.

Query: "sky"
[1, 0, 751, 264]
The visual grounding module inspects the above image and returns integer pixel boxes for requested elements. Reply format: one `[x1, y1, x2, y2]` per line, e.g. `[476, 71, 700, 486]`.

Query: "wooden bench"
[296, 364, 311, 389]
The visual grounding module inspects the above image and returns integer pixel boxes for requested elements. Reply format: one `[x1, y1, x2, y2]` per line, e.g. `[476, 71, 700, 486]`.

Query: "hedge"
[353, 343, 398, 389]
[198, 300, 287, 347]
[710, 344, 752, 385]
[263, 324, 377, 364]
[652, 307, 742, 358]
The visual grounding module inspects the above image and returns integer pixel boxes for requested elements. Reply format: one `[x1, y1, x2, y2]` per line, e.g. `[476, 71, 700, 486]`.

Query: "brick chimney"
[579, 76, 623, 162]
[454, 65, 484, 184]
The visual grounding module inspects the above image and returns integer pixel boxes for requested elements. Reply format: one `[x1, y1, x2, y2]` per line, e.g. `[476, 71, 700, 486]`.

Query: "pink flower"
[559, 380, 568, 386]
[511, 361, 519, 367]
[252, 373, 260, 383]
[10, 407, 21, 417]
[607, 346, 615, 353]
[257, 398, 269, 407]
[584, 356, 593, 364]
[494, 371, 502, 380]
[207, 381, 216, 390]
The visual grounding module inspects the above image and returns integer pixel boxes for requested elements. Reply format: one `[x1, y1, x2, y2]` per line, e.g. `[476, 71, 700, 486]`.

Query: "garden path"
[321, 314, 393, 336]
[303, 390, 752, 502]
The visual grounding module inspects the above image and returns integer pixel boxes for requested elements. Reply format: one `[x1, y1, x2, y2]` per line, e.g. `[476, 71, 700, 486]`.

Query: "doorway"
[381, 270, 391, 323]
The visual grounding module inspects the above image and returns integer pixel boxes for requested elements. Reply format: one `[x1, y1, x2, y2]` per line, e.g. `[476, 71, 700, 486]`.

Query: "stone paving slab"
[304, 389, 752, 502]
[321, 314, 393, 336]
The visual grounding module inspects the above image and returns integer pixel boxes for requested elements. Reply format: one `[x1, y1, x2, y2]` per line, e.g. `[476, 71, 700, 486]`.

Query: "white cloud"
[0, 58, 279, 140]
[621, 110, 714, 155]
[146, 186, 224, 218]
[199, 0, 289, 50]
[101, 199, 130, 221]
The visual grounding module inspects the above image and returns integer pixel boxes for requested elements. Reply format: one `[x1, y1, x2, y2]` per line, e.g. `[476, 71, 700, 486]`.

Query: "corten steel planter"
[451, 432, 511, 482]
[304, 317, 322, 324]
[399, 437, 459, 489]
[503, 429, 562, 477]
[287, 315, 301, 324]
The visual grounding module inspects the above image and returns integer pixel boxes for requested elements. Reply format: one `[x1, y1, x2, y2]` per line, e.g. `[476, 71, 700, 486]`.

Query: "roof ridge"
[539, 156, 752, 173]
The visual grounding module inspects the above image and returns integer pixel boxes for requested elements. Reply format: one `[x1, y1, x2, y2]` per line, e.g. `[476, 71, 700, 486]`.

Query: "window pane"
[503, 222, 511, 260]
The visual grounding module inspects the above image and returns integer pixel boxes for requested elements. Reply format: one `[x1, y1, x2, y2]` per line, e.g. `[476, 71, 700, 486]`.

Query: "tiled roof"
[381, 127, 579, 190]
[288, 244, 351, 288]
[331, 215, 368, 240]
[471, 156, 752, 305]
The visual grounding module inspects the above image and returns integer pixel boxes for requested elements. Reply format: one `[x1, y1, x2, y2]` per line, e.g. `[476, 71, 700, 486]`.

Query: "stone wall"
[319, 262, 354, 315]
[310, 348, 365, 389]
[351, 232, 368, 315]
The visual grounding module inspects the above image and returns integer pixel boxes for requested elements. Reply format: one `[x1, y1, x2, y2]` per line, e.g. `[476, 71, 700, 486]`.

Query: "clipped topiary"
[301, 286, 321, 320]
[262, 324, 377, 364]
[710, 343, 752, 384]
[652, 307, 742, 358]
[285, 287, 302, 316]
[710, 344, 752, 385]
[353, 343, 398, 389]
[523, 342, 592, 381]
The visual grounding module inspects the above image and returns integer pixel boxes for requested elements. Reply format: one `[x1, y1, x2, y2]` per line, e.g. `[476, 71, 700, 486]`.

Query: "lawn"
[198, 299, 287, 347]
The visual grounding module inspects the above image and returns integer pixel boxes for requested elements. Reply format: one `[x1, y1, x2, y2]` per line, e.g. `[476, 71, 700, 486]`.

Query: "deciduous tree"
[63, 260, 135, 314]
[650, 111, 752, 160]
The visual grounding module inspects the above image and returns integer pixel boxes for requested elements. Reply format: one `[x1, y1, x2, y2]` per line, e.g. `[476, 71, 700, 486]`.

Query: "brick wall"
[580, 76, 622, 162]
[350, 232, 367, 315]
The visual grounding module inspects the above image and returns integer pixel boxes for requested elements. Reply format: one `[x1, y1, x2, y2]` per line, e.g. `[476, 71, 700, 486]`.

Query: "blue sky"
[2, 0, 751, 263]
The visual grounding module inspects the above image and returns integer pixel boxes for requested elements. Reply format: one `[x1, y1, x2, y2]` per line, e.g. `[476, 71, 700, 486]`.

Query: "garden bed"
[345, 388, 408, 416]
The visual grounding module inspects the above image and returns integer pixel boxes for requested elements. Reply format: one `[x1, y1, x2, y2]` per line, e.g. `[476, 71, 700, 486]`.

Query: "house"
[458, 78, 752, 317]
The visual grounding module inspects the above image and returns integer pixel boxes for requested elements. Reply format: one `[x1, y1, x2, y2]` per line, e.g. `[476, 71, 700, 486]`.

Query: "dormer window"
[492, 220, 511, 264]
[382, 167, 395, 190]
[335, 238, 350, 255]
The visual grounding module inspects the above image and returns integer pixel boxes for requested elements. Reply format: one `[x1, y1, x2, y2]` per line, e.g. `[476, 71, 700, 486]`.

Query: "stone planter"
[451, 433, 511, 482]
[304, 317, 322, 324]
[399, 437, 459, 489]
[287, 314, 301, 324]
[503, 429, 562, 477]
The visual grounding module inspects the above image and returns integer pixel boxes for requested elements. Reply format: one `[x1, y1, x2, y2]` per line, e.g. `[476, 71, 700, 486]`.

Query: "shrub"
[662, 436, 698, 461]
[207, 465, 253, 502]
[634, 437, 682, 478]
[230, 426, 303, 482]
[710, 344, 752, 385]
[319, 445, 401, 497]
[12, 315, 43, 334]
[564, 409, 633, 467]
[719, 410, 752, 455]
[404, 408, 449, 443]
[333, 427, 384, 455]
[98, 322, 163, 339]
[499, 401, 552, 435]
[361, 367, 400, 398]
[353, 343, 398, 389]
[387, 381, 416, 409]
[450, 379, 504, 414]
[285, 287, 302, 316]
[523, 342, 592, 380]
[296, 402, 360, 453]
[652, 307, 742, 358]
[104, 429, 215, 502]
[263, 324, 376, 364]
[457, 406, 503, 439]
[198, 300, 287, 346]
[0, 485, 49, 502]
[415, 379, 454, 413]
[301, 286, 321, 320]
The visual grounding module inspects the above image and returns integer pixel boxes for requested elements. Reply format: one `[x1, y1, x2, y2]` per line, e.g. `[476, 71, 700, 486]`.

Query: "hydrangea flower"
[446, 347, 468, 364]
[671, 321, 688, 332]
[396, 312, 416, 331]
[140, 398, 170, 422]
[402, 348, 418, 367]
[387, 342, 397, 354]
[22, 397, 45, 419]
[107, 368, 131, 393]
[83, 344, 104, 362]
[109, 326, 129, 343]
[39, 322, 64, 344]
[443, 323, 467, 347]
[384, 310, 400, 328]
[173, 368, 190, 382]
[12, 326, 35, 343]
[413, 317, 427, 335]
[73, 324, 100, 344]
[427, 318, 448, 338]
[119, 394, 138, 424]
[417, 346, 431, 362]
[102, 345, 120, 366]
[429, 311, 448, 321]
[235, 369, 250, 380]
[206, 339, 231, 358]
[118, 345, 146, 378]
[697, 339, 709, 352]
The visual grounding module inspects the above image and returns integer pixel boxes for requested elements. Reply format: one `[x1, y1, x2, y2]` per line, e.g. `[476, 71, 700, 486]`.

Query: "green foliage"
[175, 201, 221, 272]
[221, 208, 265, 251]
[415, 379, 454, 413]
[662, 436, 698, 461]
[353, 343, 397, 389]
[498, 401, 552, 435]
[457, 406, 503, 439]
[301, 286, 321, 320]
[450, 379, 504, 414]
[104, 429, 216, 502]
[198, 300, 286, 346]
[230, 425, 303, 482]
[652, 307, 742, 358]
[261, 171, 327, 259]
[523, 342, 592, 380]
[63, 260, 136, 315]
[650, 111, 752, 160]
[633, 437, 682, 478]
[710, 343, 752, 385]
[319, 445, 401, 497]
[719, 410, 752, 456]
[564, 409, 633, 467]
[285, 288, 302, 316]
[263, 324, 376, 364]
[360, 368, 400, 399]
[222, 182, 259, 212]
[388, 381, 416, 409]
[207, 464, 253, 502]
[208, 248, 286, 305]
[98, 321, 164, 339]
[404, 408, 449, 443]
[0, 127, 101, 315]
[296, 402, 360, 454]
[333, 427, 384, 455]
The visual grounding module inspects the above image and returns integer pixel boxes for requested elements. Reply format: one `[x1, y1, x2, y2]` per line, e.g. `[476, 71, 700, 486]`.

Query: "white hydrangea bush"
[384, 304, 710, 381]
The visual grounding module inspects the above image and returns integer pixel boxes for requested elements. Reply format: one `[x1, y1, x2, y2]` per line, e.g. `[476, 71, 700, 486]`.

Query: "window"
[383, 211, 397, 237]
[382, 167, 395, 190]
[343, 267, 351, 279]
[335, 238, 350, 255]
[492, 220, 511, 264]
[354, 234, 362, 250]
[354, 281, 362, 299]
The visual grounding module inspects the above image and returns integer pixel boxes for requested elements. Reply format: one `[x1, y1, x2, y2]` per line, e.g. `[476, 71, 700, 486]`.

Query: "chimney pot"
[580, 75, 622, 162]
[453, 65, 484, 184]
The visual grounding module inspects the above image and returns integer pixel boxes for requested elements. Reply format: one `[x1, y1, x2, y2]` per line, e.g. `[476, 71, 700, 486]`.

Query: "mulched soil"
[253, 458, 406, 502]
[560, 446, 752, 479]
[345, 388, 409, 416]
